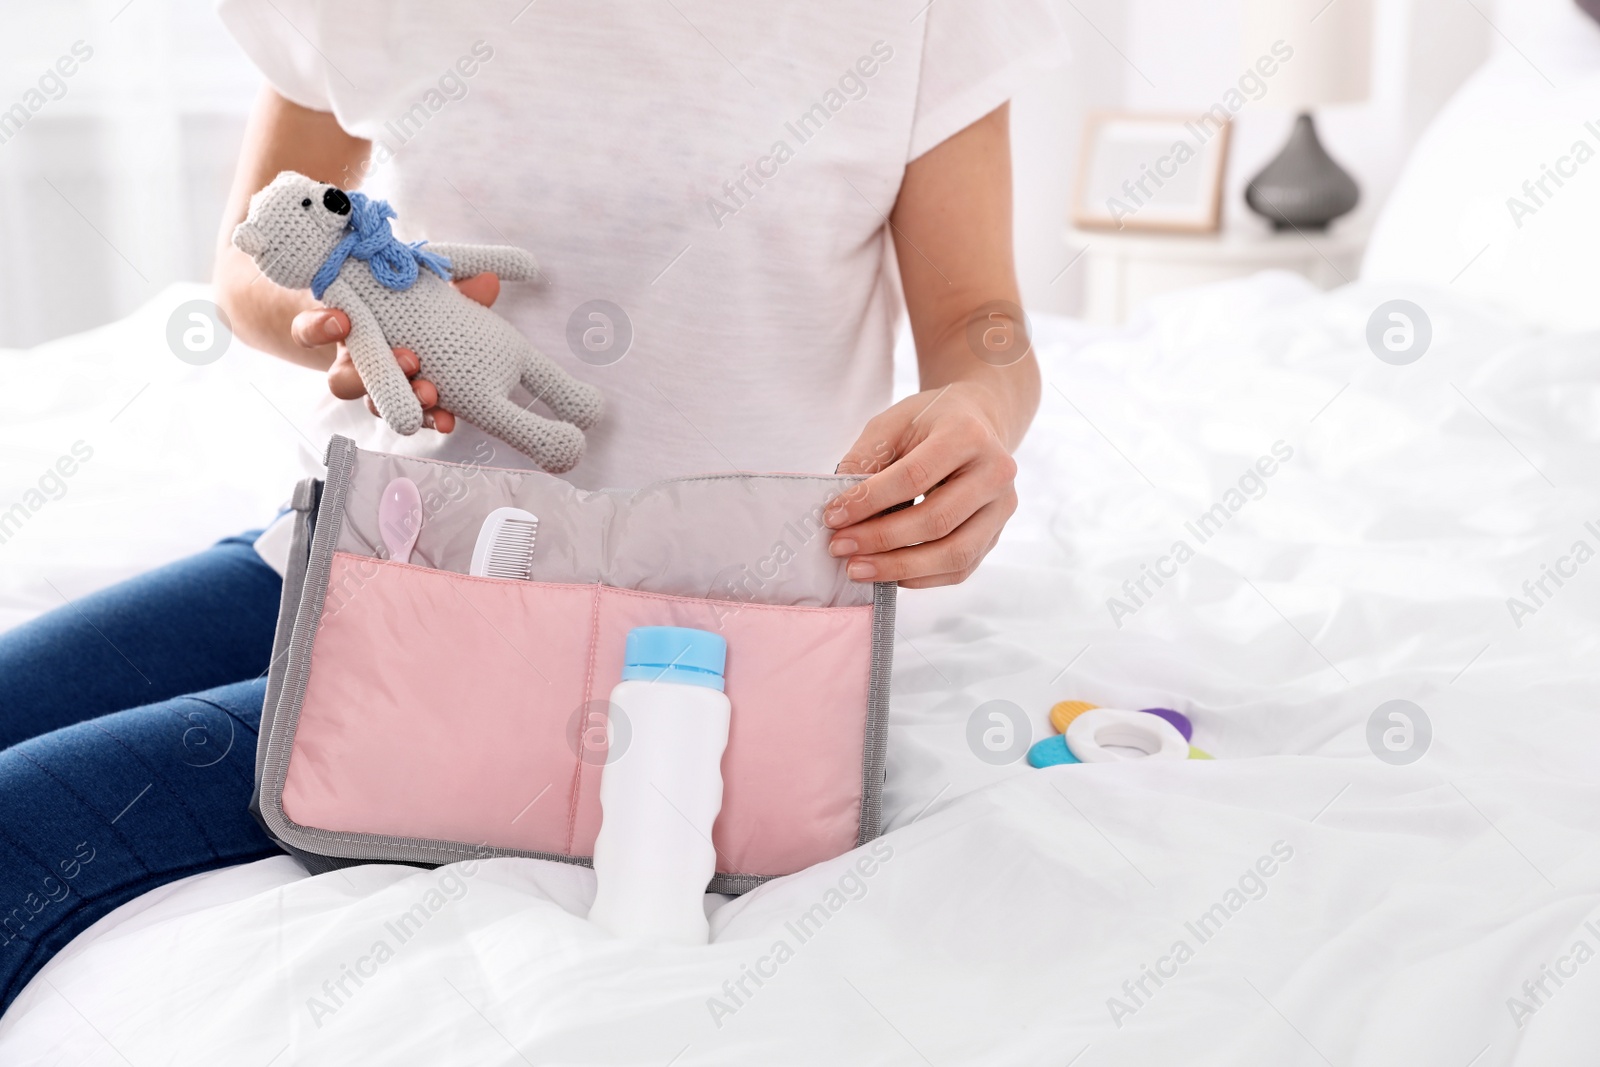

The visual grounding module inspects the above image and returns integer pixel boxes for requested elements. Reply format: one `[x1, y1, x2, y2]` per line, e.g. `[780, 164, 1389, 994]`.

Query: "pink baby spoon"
[378, 477, 423, 563]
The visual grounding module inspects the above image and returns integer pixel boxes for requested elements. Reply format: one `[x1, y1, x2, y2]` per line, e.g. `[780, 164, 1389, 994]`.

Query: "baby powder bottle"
[589, 625, 731, 944]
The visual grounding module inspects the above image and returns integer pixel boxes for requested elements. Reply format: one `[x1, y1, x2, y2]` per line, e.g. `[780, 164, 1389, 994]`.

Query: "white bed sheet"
[3, 275, 1599, 1064]
[0, 284, 320, 631]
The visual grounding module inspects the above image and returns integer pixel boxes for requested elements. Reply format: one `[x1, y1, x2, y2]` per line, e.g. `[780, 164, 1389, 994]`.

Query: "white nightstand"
[1064, 224, 1366, 325]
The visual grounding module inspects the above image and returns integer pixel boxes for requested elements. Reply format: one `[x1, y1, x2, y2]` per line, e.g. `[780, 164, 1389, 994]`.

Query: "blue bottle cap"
[621, 626, 727, 691]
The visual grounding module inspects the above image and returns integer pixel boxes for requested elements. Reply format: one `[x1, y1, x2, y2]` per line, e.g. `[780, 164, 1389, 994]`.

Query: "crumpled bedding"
[3, 274, 1599, 1064]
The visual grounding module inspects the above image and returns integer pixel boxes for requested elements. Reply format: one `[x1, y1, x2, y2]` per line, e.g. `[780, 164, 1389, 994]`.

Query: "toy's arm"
[425, 243, 539, 283]
[320, 277, 424, 435]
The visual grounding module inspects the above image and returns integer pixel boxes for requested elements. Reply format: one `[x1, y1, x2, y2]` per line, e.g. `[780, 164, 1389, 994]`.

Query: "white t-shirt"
[219, 0, 1067, 489]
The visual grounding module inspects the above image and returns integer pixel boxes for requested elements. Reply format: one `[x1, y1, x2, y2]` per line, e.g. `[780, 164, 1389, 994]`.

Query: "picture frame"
[1071, 111, 1233, 233]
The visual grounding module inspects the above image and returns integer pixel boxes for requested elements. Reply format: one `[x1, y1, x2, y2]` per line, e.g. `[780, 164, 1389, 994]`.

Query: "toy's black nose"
[322, 187, 351, 216]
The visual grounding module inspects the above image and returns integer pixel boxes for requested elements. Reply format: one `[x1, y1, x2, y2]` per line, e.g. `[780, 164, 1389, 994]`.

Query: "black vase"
[1245, 112, 1359, 232]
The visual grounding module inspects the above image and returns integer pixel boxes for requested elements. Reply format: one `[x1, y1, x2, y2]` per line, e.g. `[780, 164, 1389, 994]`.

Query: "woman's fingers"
[328, 344, 418, 399]
[825, 413, 1001, 530]
[331, 345, 455, 432]
[361, 380, 455, 431]
[302, 275, 493, 358]
[825, 437, 960, 530]
[291, 307, 349, 349]
[841, 492, 1016, 584]
[410, 376, 438, 410]
[454, 272, 500, 307]
[831, 383, 1023, 587]
[828, 459, 1003, 558]
[898, 530, 1006, 590]
[302, 279, 499, 438]
[825, 412, 998, 527]
[326, 344, 365, 400]
[313, 279, 492, 433]
[391, 348, 421, 376]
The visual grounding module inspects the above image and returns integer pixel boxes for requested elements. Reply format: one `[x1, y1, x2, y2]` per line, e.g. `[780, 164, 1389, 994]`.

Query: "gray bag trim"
[858, 579, 896, 847]
[256, 435, 895, 894]
[253, 479, 318, 790]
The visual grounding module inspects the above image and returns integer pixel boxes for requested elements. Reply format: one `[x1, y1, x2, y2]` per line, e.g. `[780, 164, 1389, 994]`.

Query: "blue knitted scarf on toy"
[309, 192, 451, 300]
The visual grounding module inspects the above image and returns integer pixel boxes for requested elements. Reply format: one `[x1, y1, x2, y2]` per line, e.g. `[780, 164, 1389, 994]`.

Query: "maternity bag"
[251, 435, 895, 893]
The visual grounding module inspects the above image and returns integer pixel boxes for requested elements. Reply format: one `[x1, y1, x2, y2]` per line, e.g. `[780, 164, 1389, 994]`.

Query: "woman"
[0, 0, 1065, 1012]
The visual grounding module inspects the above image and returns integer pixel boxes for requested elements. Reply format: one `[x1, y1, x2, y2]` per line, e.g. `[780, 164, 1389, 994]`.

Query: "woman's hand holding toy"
[237, 171, 597, 471]
[294, 272, 503, 434]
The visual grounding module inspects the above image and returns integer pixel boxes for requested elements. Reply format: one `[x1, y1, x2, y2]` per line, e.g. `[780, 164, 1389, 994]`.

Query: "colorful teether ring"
[1188, 746, 1213, 760]
[1027, 734, 1081, 768]
[1066, 707, 1189, 763]
[1138, 707, 1193, 742]
[1050, 700, 1097, 734]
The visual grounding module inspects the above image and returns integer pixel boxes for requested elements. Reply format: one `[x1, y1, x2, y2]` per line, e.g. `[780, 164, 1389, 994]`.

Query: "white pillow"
[1362, 1, 1600, 331]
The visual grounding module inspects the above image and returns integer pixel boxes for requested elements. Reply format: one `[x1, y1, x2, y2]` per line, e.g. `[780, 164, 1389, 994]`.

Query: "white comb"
[469, 507, 539, 581]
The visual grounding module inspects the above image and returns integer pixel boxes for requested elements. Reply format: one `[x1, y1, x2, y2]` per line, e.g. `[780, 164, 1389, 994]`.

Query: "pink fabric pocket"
[283, 553, 875, 878]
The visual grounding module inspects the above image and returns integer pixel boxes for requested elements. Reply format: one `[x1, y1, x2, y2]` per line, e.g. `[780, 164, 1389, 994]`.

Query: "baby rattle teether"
[1028, 700, 1211, 767]
[1065, 708, 1188, 763]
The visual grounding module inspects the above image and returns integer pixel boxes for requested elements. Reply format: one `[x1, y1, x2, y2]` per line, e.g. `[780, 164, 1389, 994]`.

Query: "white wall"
[0, 0, 1494, 346]
[1010, 0, 1130, 322]
[0, 0, 257, 348]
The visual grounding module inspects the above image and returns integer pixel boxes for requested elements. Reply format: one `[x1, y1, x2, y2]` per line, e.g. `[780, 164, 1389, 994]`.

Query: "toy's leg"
[518, 346, 603, 431]
[473, 395, 587, 474]
[318, 280, 422, 435]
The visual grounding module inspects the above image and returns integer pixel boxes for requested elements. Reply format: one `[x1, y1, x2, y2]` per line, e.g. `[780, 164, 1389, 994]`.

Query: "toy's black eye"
[301, 198, 312, 208]
[322, 188, 351, 216]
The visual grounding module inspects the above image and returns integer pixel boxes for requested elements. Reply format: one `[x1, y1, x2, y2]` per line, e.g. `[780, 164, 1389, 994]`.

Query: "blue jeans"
[0, 532, 284, 1014]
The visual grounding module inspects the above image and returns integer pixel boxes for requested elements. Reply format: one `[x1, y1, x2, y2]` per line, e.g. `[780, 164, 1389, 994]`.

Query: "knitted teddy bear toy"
[232, 171, 602, 473]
